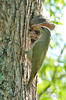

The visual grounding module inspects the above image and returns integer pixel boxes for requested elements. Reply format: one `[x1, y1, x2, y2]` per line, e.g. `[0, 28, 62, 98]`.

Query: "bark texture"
[0, 0, 42, 100]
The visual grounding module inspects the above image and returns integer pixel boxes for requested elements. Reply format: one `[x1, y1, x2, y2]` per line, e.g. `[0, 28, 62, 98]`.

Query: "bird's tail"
[26, 73, 34, 90]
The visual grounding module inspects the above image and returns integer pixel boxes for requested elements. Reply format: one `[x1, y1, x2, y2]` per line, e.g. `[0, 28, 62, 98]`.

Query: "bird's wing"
[32, 41, 45, 75]
[26, 48, 33, 62]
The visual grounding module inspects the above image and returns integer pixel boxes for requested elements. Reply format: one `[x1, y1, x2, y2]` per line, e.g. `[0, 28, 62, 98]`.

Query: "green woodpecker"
[26, 26, 51, 88]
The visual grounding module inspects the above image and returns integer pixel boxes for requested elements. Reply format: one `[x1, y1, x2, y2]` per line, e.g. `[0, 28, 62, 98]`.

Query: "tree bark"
[0, 0, 42, 100]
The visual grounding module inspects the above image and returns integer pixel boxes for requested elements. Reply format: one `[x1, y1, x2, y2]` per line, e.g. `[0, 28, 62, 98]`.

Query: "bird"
[26, 26, 51, 88]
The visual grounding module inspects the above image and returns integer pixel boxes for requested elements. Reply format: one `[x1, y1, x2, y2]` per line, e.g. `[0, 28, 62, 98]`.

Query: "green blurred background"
[37, 0, 66, 100]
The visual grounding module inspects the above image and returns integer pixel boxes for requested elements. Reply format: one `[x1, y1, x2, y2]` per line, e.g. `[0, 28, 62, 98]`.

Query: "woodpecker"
[26, 26, 51, 88]
[29, 15, 55, 44]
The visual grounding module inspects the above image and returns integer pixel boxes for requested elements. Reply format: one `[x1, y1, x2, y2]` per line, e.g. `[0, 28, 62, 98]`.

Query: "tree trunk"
[0, 0, 42, 100]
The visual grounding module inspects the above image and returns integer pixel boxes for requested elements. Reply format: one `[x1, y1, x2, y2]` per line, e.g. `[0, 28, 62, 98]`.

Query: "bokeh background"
[37, 0, 66, 100]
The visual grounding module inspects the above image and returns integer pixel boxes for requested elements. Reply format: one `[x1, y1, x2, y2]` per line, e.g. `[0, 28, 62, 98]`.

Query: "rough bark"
[0, 0, 42, 100]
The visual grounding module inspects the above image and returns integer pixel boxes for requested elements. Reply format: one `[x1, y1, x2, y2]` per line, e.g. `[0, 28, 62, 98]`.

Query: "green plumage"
[27, 26, 51, 88]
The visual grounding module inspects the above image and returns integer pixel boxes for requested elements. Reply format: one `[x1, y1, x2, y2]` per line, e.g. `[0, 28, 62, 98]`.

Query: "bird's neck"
[39, 32, 50, 41]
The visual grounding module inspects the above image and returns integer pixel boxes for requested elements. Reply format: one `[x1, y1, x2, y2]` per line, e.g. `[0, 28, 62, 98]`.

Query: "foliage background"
[37, 0, 66, 100]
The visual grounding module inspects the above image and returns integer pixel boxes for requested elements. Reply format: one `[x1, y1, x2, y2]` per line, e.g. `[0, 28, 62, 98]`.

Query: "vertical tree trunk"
[0, 0, 42, 100]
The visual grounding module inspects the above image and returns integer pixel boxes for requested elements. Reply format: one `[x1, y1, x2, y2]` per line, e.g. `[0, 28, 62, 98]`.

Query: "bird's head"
[37, 25, 51, 36]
